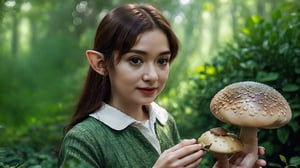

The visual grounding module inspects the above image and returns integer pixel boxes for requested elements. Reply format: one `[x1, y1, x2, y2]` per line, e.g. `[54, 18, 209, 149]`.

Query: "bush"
[0, 145, 57, 168]
[162, 2, 300, 167]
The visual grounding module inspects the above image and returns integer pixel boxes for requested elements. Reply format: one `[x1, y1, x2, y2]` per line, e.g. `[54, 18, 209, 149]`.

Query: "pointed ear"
[86, 50, 106, 75]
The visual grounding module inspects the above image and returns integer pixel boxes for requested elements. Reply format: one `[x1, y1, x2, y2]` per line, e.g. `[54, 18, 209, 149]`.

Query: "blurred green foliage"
[0, 0, 299, 167]
[160, 2, 300, 167]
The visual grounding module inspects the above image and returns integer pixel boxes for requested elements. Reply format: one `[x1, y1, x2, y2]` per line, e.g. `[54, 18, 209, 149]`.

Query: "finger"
[179, 150, 205, 167]
[175, 143, 202, 159]
[258, 146, 265, 155]
[239, 152, 257, 167]
[184, 158, 202, 168]
[255, 159, 267, 168]
[228, 152, 245, 164]
[164, 139, 197, 153]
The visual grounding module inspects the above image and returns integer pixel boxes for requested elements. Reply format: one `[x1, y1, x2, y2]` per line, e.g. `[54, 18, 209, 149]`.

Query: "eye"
[157, 58, 169, 65]
[129, 57, 142, 65]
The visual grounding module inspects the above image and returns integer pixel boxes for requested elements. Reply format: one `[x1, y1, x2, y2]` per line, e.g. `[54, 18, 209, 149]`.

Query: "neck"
[126, 105, 150, 121]
[108, 101, 150, 121]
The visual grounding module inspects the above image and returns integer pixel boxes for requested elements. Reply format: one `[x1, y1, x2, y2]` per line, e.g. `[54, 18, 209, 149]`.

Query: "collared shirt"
[89, 102, 168, 154]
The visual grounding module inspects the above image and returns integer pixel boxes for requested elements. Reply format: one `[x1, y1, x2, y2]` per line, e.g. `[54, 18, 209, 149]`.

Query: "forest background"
[0, 0, 299, 167]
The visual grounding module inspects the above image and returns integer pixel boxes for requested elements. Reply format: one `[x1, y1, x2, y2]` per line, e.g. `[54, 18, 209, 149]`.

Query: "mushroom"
[198, 127, 243, 167]
[210, 81, 292, 154]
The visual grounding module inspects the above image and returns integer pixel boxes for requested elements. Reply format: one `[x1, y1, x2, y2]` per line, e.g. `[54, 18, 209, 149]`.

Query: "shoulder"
[60, 117, 111, 151]
[58, 117, 106, 167]
[65, 117, 106, 140]
[67, 117, 99, 133]
[73, 116, 103, 128]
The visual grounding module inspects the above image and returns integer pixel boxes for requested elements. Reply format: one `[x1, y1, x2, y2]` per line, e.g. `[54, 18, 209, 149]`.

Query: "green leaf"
[272, 10, 282, 21]
[279, 154, 288, 164]
[282, 84, 299, 92]
[290, 156, 300, 166]
[203, 2, 214, 12]
[295, 68, 300, 74]
[268, 162, 283, 168]
[277, 127, 289, 144]
[251, 15, 262, 24]
[288, 120, 300, 133]
[242, 27, 250, 35]
[256, 71, 279, 82]
[262, 40, 269, 49]
[240, 60, 256, 70]
[279, 43, 289, 54]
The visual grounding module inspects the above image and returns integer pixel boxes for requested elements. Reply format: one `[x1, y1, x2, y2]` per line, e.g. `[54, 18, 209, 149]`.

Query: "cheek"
[159, 69, 169, 82]
[157, 71, 169, 94]
[113, 66, 141, 83]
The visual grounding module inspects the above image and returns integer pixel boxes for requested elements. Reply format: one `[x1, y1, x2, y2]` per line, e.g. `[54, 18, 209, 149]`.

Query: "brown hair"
[63, 3, 179, 134]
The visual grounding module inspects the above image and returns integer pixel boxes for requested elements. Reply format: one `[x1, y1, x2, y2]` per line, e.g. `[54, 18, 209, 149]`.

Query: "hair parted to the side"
[63, 3, 179, 134]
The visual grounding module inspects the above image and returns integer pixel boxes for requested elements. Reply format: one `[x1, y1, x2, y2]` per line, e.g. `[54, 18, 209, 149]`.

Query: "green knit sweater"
[57, 115, 180, 168]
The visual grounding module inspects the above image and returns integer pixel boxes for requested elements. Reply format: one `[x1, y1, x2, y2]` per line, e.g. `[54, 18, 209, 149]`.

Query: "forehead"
[113, 29, 170, 63]
[131, 29, 170, 53]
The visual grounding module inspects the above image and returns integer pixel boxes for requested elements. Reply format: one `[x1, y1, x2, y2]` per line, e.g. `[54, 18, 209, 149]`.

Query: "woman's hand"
[153, 139, 206, 168]
[213, 137, 267, 168]
[226, 146, 266, 168]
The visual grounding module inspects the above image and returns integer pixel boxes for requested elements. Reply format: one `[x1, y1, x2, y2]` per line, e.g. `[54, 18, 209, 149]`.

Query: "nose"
[142, 64, 158, 81]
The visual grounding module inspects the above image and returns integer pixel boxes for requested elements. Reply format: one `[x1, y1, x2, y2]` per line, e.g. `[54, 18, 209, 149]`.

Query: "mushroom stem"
[214, 153, 229, 168]
[240, 126, 258, 158]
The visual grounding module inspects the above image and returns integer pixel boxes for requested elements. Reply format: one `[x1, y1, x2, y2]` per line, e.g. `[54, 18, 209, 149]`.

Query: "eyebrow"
[129, 49, 171, 56]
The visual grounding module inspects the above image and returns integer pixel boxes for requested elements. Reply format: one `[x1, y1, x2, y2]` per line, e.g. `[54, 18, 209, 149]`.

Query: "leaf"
[242, 27, 250, 35]
[290, 156, 300, 166]
[272, 10, 282, 21]
[277, 127, 289, 144]
[262, 40, 269, 49]
[256, 71, 279, 82]
[279, 43, 289, 54]
[295, 68, 300, 74]
[240, 60, 256, 70]
[251, 15, 262, 24]
[279, 154, 288, 164]
[268, 162, 283, 168]
[282, 84, 299, 92]
[203, 2, 214, 12]
[288, 120, 300, 133]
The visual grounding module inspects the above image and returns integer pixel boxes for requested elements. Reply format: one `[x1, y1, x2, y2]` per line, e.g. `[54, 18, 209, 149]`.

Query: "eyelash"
[129, 57, 169, 66]
[158, 58, 169, 65]
[129, 57, 142, 64]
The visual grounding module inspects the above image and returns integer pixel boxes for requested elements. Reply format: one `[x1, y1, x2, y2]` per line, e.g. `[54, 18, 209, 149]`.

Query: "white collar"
[89, 102, 168, 130]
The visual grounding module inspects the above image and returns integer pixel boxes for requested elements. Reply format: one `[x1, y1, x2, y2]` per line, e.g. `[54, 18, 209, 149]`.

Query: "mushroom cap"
[210, 81, 292, 129]
[198, 129, 243, 154]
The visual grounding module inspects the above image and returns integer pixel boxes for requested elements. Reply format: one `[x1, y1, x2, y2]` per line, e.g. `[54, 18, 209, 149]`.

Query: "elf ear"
[86, 50, 106, 75]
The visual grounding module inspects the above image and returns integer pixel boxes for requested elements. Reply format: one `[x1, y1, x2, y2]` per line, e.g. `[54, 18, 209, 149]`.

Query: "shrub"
[163, 2, 300, 167]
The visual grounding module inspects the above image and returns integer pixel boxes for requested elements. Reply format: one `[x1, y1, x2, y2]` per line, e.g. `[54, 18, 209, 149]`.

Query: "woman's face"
[108, 29, 171, 110]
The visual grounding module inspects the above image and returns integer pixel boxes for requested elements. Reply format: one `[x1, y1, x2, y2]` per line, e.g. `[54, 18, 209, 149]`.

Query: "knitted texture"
[57, 115, 180, 168]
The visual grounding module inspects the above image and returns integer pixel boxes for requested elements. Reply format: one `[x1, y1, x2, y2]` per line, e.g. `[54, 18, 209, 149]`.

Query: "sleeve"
[57, 126, 103, 168]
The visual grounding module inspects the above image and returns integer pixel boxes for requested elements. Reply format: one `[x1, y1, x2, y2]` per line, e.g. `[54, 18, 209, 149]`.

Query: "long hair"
[63, 3, 179, 134]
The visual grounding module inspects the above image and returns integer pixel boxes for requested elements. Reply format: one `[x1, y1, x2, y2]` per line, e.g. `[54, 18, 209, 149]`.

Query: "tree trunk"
[230, 0, 237, 34]
[210, 0, 220, 54]
[11, 11, 19, 58]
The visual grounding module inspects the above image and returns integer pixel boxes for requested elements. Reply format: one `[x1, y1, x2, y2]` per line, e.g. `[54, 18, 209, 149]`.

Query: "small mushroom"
[198, 127, 243, 168]
[210, 81, 292, 154]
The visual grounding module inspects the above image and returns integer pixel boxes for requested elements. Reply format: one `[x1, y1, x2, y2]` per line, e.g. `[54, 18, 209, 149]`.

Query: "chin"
[139, 98, 156, 105]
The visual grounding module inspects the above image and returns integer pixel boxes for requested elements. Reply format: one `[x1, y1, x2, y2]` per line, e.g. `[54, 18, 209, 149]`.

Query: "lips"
[138, 88, 157, 95]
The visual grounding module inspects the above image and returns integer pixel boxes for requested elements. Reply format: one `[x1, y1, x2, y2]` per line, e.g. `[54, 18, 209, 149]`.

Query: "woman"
[57, 3, 266, 168]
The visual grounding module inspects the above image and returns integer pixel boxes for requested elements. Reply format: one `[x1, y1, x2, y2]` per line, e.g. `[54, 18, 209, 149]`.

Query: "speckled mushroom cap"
[198, 130, 243, 154]
[210, 81, 292, 129]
